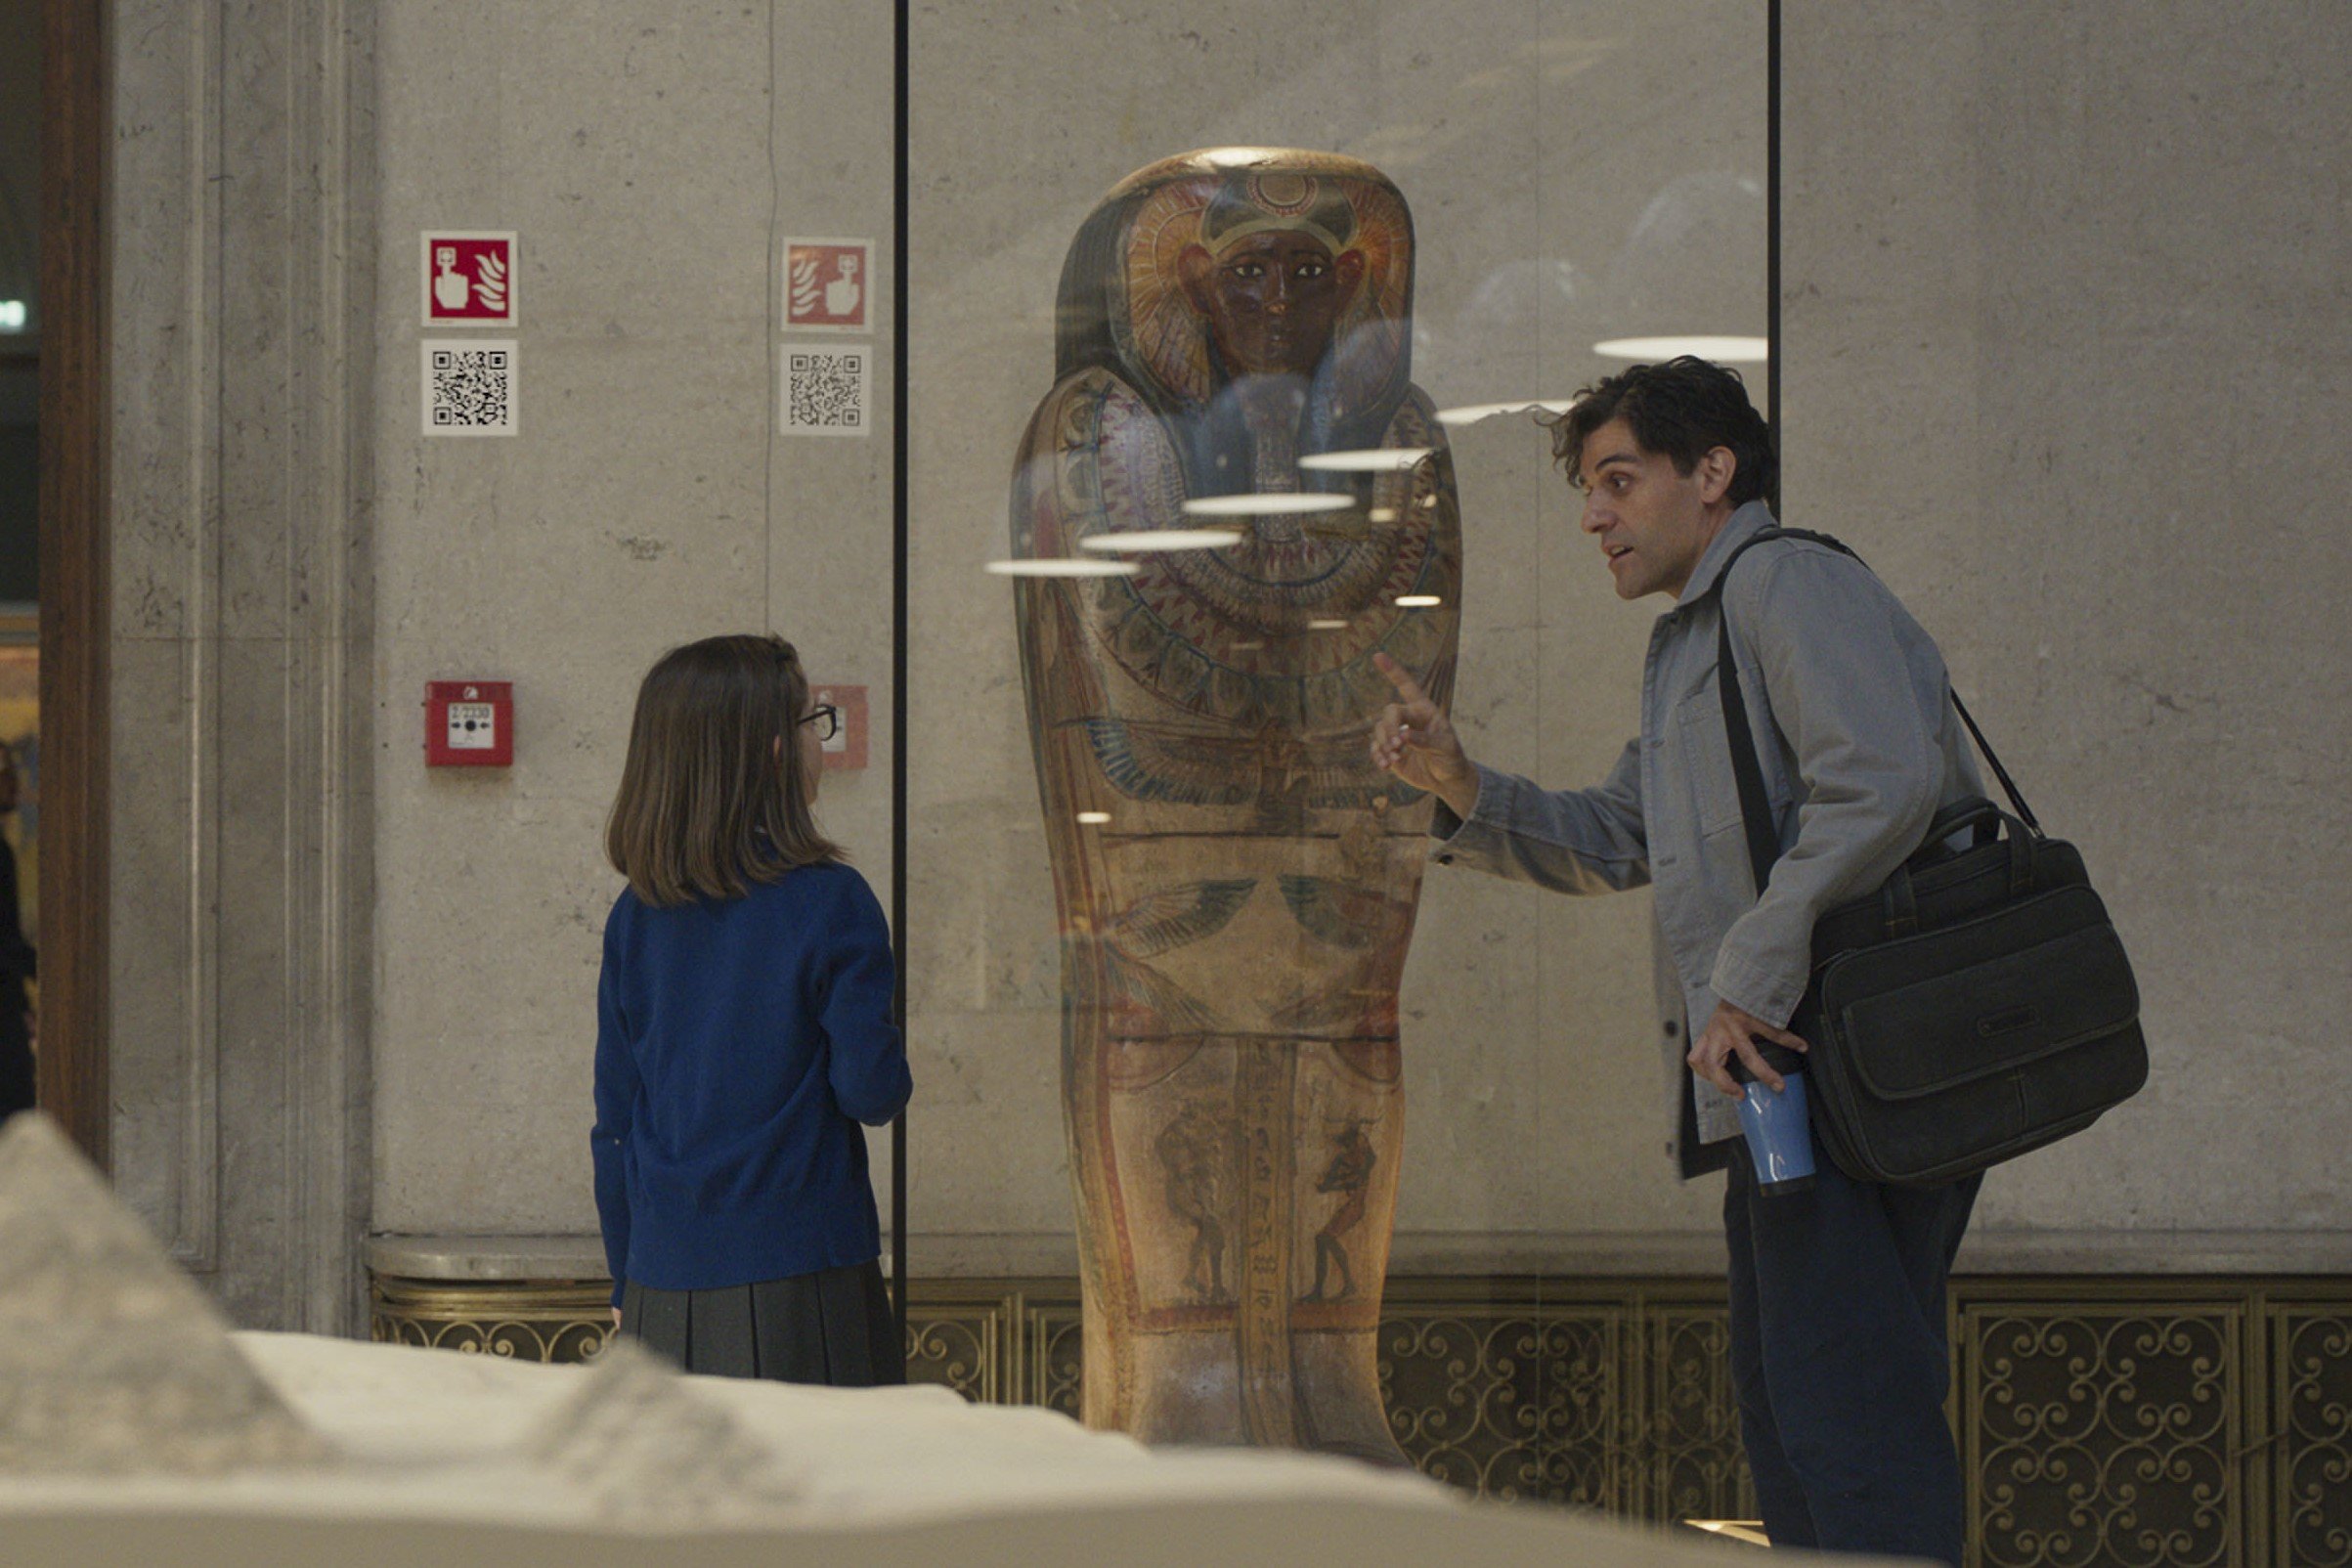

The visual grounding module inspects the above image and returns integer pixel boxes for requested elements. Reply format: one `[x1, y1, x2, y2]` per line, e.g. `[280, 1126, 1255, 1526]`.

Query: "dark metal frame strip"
[37, 0, 111, 1167]
[889, 0, 912, 1347]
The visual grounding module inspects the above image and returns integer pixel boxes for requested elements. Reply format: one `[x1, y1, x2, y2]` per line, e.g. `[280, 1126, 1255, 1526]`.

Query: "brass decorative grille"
[1378, 1290, 1618, 1505]
[370, 1269, 2352, 1565]
[371, 1275, 612, 1364]
[2275, 1301, 2352, 1568]
[1646, 1304, 1755, 1526]
[1962, 1298, 2238, 1568]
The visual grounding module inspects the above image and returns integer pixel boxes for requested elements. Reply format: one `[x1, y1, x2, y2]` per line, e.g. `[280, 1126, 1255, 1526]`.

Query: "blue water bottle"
[1729, 1040, 1815, 1195]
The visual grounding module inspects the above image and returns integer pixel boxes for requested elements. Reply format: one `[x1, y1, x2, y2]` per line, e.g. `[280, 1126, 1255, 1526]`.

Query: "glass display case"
[900, 0, 1768, 1505]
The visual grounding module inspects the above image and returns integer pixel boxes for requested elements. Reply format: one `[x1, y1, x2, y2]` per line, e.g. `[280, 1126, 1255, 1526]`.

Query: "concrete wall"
[320, 0, 2352, 1254]
[98, 0, 2350, 1322]
[1781, 0, 2352, 1238]
[363, 0, 1769, 1254]
[368, 1, 898, 1234]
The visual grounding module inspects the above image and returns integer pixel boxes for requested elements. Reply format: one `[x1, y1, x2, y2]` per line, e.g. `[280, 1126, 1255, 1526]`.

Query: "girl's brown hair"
[605, 634, 842, 906]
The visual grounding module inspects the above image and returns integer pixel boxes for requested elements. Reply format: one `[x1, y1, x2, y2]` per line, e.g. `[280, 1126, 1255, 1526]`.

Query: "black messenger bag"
[1715, 528, 2148, 1188]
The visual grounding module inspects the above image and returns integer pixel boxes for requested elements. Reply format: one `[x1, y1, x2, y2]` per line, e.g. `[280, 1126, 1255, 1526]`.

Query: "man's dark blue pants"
[1723, 1141, 1981, 1565]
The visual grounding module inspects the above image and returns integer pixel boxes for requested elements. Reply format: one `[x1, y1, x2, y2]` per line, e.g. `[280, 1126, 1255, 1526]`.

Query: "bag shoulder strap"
[1709, 527, 2041, 899]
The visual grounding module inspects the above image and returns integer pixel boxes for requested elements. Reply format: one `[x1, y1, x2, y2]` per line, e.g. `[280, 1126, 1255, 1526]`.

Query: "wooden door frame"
[36, 0, 109, 1167]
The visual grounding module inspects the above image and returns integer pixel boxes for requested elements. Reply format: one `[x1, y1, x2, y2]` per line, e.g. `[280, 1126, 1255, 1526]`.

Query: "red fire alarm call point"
[424, 680, 514, 767]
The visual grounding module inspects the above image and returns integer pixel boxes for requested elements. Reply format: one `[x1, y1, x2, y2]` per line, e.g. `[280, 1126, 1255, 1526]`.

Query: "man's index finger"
[1372, 651, 1429, 706]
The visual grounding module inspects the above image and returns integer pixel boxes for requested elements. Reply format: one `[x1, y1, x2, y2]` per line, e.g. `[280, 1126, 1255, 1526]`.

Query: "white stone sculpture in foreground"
[0, 1112, 325, 1472]
[522, 1336, 802, 1525]
[0, 1111, 1902, 1564]
[0, 1108, 803, 1527]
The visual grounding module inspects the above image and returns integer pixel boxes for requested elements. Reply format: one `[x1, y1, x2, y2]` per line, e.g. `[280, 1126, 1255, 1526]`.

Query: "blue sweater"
[591, 860, 911, 1307]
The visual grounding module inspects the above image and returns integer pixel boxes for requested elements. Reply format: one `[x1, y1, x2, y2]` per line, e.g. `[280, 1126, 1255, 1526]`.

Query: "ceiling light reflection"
[983, 559, 1139, 578]
[1395, 594, 1443, 609]
[1591, 335, 1768, 363]
[1296, 447, 1435, 473]
[1307, 618, 1352, 631]
[1433, 398, 1580, 427]
[1367, 507, 1398, 524]
[1685, 1523, 1773, 1547]
[1076, 529, 1243, 553]
[1181, 494, 1356, 518]
[1075, 811, 1112, 825]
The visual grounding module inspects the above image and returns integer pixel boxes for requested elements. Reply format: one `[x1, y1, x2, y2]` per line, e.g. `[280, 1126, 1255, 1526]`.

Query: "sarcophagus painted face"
[1009, 149, 1459, 1461]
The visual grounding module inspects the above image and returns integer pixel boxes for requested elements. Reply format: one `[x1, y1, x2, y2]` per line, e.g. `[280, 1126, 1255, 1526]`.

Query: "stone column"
[108, 0, 376, 1330]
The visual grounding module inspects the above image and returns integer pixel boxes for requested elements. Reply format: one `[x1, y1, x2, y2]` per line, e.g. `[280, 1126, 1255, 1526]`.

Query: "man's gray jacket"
[1430, 501, 1984, 1166]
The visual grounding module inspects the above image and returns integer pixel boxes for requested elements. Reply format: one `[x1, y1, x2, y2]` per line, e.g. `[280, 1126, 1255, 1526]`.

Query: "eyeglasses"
[799, 704, 840, 743]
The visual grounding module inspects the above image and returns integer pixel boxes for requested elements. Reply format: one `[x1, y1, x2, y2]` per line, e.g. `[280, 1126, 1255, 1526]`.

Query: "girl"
[593, 633, 910, 1385]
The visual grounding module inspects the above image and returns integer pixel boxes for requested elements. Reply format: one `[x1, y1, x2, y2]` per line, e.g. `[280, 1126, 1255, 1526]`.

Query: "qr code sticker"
[422, 339, 517, 436]
[782, 345, 870, 438]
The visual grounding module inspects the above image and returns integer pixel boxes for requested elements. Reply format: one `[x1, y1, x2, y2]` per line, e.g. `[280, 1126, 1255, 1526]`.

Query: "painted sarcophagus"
[1009, 148, 1460, 1461]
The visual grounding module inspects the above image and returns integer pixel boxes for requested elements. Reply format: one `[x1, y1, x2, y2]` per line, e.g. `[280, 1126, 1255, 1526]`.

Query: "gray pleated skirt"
[616, 1259, 904, 1387]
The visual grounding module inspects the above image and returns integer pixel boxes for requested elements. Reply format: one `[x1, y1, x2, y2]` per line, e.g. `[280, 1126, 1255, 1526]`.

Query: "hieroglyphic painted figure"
[1009, 149, 1461, 1461]
[1306, 1119, 1376, 1304]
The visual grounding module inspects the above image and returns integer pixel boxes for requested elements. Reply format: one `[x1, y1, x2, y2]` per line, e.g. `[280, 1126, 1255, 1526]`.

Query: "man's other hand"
[1370, 653, 1480, 820]
[1689, 1000, 1808, 1099]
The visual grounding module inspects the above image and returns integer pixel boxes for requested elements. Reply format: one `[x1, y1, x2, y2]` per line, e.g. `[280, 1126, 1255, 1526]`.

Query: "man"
[1371, 357, 1982, 1564]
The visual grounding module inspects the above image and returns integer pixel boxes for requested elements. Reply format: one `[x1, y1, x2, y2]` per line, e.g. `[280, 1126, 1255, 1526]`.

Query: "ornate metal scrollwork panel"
[1029, 1301, 1086, 1416]
[905, 1289, 1013, 1403]
[1645, 1303, 1756, 1527]
[1962, 1299, 2238, 1568]
[2276, 1303, 2352, 1568]
[369, 1266, 2352, 1558]
[1375, 1306, 1624, 1508]
[370, 1276, 613, 1365]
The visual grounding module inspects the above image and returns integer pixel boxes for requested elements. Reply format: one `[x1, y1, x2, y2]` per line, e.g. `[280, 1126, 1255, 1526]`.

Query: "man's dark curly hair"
[1542, 355, 1775, 507]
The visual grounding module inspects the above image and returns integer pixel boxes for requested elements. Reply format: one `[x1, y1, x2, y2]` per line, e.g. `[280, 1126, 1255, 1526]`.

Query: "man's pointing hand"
[1370, 652, 1480, 820]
